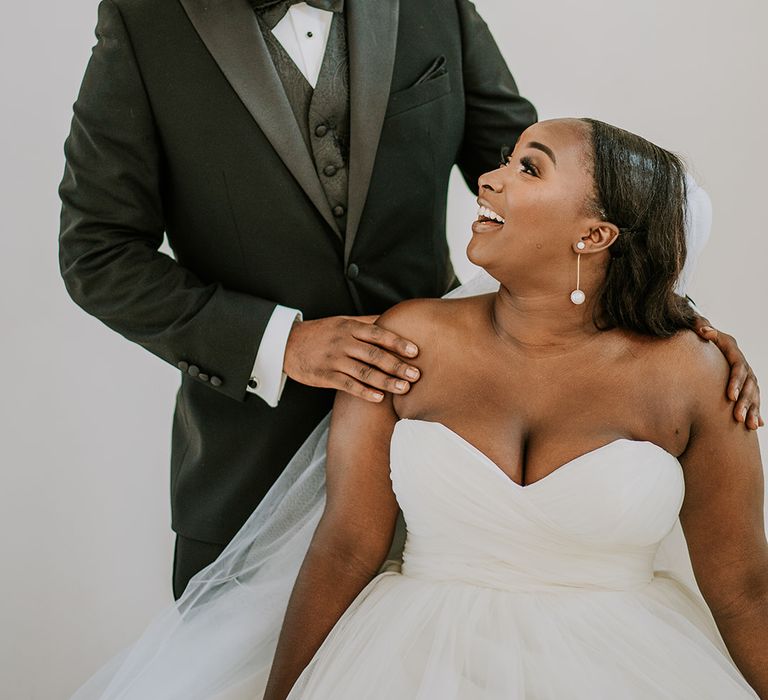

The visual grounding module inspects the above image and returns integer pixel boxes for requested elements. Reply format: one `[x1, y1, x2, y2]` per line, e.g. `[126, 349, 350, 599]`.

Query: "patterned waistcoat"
[256, 11, 351, 236]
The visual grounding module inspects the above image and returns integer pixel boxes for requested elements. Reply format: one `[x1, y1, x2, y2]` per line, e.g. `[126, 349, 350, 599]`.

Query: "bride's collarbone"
[392, 330, 691, 467]
[393, 386, 689, 482]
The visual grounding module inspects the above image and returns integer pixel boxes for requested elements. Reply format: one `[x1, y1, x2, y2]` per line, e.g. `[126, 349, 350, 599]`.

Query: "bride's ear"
[574, 222, 620, 254]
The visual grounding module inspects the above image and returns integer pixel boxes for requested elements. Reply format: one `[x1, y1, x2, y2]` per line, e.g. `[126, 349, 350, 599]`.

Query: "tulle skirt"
[279, 568, 757, 699]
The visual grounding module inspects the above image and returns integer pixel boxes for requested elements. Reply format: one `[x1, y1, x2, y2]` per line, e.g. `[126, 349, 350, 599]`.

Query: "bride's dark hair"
[579, 118, 697, 337]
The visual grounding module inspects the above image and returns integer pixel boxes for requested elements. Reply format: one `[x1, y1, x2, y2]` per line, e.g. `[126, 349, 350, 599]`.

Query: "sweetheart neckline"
[395, 418, 681, 492]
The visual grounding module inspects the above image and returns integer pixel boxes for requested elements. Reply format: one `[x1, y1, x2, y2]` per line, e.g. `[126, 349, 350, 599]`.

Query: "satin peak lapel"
[178, 0, 343, 240]
[344, 0, 400, 263]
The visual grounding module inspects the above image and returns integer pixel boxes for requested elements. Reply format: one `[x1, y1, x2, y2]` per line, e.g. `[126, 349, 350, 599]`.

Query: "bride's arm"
[262, 364, 402, 699]
[678, 339, 768, 697]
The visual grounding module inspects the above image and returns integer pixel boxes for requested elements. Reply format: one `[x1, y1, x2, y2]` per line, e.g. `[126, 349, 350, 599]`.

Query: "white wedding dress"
[283, 418, 757, 698]
[70, 177, 760, 698]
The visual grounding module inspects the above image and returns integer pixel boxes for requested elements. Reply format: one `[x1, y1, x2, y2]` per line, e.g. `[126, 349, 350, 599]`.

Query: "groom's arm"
[58, 0, 278, 403]
[453, 0, 537, 191]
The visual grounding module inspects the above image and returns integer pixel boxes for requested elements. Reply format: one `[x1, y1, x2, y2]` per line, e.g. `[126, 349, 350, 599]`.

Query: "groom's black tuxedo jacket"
[59, 0, 536, 544]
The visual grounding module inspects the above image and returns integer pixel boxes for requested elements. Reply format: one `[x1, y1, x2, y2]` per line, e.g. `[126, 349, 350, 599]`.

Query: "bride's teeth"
[477, 205, 505, 224]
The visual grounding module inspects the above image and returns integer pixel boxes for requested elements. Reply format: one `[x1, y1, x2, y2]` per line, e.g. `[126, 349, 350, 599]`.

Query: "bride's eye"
[519, 156, 539, 177]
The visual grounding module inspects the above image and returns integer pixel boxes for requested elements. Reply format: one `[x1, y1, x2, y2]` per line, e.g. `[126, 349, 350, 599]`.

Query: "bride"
[72, 118, 766, 699]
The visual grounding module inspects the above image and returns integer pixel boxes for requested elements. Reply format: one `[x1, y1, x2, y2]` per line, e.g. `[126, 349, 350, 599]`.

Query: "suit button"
[177, 360, 189, 372]
[323, 164, 337, 177]
[247, 378, 259, 389]
[210, 376, 222, 387]
[198, 373, 209, 382]
[188, 365, 200, 377]
[314, 124, 328, 137]
[333, 205, 345, 217]
[346, 263, 359, 280]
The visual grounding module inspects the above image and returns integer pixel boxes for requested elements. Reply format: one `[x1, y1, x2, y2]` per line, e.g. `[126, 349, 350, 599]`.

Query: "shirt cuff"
[246, 304, 303, 407]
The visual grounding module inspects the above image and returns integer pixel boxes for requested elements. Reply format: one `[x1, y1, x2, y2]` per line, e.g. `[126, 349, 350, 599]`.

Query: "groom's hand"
[283, 315, 421, 402]
[692, 315, 763, 430]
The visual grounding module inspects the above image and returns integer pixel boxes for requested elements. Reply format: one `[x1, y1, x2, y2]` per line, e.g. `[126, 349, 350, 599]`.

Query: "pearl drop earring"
[570, 242, 586, 305]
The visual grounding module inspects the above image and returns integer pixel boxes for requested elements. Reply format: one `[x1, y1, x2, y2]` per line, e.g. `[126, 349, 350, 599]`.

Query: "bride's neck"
[489, 284, 604, 357]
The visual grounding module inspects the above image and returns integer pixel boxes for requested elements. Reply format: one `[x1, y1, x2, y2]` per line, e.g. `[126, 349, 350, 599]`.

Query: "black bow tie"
[252, 0, 344, 30]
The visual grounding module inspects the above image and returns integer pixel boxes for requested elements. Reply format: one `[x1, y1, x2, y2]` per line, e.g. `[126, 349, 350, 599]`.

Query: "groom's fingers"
[341, 359, 412, 397]
[730, 368, 760, 429]
[726, 358, 749, 403]
[350, 319, 420, 360]
[698, 326, 748, 398]
[734, 376, 760, 429]
[345, 338, 420, 384]
[327, 370, 386, 402]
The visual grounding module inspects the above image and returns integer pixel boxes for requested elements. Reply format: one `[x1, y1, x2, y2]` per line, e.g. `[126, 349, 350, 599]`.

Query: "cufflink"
[247, 378, 259, 389]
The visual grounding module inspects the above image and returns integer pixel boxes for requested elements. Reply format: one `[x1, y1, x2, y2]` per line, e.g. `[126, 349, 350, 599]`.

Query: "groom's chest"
[119, 0, 465, 155]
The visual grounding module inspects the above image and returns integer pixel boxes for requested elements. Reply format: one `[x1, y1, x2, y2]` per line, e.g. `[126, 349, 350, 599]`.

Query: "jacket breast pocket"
[384, 69, 452, 119]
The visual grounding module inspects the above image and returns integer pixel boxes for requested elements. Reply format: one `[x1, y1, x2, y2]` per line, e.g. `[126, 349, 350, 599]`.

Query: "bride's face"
[467, 119, 604, 282]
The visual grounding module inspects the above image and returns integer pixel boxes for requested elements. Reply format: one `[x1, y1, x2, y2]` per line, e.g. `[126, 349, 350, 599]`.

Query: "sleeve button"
[188, 365, 200, 377]
[177, 360, 189, 371]
[198, 373, 209, 382]
[210, 376, 222, 387]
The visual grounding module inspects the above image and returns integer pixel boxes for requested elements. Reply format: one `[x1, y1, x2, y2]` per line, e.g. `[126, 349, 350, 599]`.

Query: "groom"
[59, 0, 758, 600]
[58, 0, 538, 597]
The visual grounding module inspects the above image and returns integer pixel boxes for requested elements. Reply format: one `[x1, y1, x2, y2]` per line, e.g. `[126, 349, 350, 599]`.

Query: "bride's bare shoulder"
[374, 294, 487, 344]
[374, 296, 487, 413]
[638, 327, 731, 405]
[678, 328, 731, 392]
[657, 327, 727, 373]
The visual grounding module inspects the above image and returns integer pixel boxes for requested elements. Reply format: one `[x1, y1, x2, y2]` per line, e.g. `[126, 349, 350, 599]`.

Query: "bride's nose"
[478, 171, 503, 193]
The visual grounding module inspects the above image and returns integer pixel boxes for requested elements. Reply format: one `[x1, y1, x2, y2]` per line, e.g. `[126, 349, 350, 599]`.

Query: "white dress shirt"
[247, 4, 333, 407]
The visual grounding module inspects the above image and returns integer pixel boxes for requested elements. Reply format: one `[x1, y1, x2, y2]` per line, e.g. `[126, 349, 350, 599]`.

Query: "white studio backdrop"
[0, 1, 765, 698]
